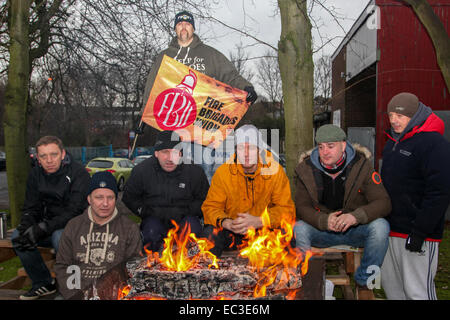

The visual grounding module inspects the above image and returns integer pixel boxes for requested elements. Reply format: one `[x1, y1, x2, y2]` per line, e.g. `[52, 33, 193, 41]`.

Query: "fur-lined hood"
[298, 142, 372, 165]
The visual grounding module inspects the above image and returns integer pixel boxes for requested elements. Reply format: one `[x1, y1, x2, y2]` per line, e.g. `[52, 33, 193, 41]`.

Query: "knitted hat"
[234, 124, 265, 148]
[89, 171, 118, 197]
[387, 92, 419, 118]
[174, 11, 195, 30]
[154, 130, 182, 151]
[315, 124, 347, 144]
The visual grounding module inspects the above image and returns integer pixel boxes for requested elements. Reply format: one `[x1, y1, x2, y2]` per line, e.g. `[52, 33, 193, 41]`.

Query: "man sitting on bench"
[293, 124, 391, 296]
[11, 136, 90, 300]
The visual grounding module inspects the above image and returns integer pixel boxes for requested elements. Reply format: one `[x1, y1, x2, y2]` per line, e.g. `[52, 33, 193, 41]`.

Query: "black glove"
[16, 213, 36, 235]
[23, 222, 48, 246]
[135, 122, 146, 135]
[244, 86, 257, 104]
[12, 235, 37, 251]
[405, 231, 425, 253]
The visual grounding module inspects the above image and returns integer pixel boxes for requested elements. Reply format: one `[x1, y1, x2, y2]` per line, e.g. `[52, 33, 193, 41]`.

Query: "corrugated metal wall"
[375, 0, 450, 165]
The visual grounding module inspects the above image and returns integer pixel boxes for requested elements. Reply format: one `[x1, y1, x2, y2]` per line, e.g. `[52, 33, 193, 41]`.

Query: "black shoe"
[20, 280, 57, 300]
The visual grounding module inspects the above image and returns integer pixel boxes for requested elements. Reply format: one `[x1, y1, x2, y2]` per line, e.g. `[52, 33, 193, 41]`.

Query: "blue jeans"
[12, 228, 63, 289]
[140, 216, 202, 252]
[293, 218, 390, 286]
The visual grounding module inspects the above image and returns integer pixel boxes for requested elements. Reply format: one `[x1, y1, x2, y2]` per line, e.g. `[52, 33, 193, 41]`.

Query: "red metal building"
[331, 0, 449, 169]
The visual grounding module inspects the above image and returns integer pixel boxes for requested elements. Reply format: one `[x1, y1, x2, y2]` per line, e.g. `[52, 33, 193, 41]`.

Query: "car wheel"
[117, 177, 125, 191]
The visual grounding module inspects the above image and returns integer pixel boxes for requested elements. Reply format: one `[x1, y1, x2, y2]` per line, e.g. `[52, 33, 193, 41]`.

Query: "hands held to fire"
[222, 213, 263, 235]
[327, 211, 356, 233]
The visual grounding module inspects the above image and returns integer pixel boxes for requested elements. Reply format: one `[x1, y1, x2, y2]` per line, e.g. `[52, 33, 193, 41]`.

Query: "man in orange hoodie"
[201, 125, 295, 257]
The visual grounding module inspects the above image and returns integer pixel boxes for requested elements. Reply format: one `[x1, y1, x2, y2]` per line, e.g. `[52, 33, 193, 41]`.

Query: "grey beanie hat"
[315, 124, 347, 144]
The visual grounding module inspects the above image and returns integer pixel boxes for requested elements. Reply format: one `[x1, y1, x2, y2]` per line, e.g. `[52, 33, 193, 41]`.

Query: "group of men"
[9, 10, 450, 301]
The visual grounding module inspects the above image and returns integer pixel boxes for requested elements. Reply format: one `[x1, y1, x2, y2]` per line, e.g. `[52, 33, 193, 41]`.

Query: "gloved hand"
[135, 122, 146, 135]
[244, 86, 257, 104]
[405, 231, 425, 253]
[12, 235, 37, 251]
[22, 222, 48, 246]
[16, 213, 36, 235]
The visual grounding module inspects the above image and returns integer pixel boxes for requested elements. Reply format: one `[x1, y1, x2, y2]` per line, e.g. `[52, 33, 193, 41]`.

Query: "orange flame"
[239, 208, 313, 298]
[158, 220, 218, 271]
[117, 285, 131, 300]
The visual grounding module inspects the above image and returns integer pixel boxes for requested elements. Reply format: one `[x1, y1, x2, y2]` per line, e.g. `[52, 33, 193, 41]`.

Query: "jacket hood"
[387, 102, 445, 142]
[168, 34, 203, 63]
[298, 142, 371, 172]
[84, 206, 119, 264]
[226, 148, 281, 179]
[169, 34, 202, 50]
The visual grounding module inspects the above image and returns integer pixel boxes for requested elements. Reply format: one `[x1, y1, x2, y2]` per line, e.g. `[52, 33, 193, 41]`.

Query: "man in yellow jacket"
[201, 125, 295, 256]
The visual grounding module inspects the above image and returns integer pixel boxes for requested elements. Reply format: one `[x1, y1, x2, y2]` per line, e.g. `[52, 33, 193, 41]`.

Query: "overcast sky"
[195, 0, 372, 94]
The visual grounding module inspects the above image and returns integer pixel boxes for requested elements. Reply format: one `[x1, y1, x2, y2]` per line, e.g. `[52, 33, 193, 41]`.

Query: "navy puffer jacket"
[381, 103, 450, 240]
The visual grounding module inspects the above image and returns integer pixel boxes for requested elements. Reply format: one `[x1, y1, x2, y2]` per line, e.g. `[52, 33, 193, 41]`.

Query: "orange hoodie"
[202, 151, 295, 229]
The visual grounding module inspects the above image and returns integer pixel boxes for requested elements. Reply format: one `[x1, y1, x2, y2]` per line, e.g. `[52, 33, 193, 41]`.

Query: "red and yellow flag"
[141, 55, 249, 148]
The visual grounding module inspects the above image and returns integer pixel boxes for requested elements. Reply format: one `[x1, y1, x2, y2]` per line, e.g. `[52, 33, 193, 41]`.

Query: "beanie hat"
[89, 171, 118, 197]
[315, 124, 347, 144]
[387, 92, 419, 118]
[234, 124, 266, 149]
[174, 11, 195, 30]
[154, 130, 182, 151]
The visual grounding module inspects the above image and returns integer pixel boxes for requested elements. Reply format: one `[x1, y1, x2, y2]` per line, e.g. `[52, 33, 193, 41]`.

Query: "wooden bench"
[311, 246, 374, 300]
[0, 231, 56, 298]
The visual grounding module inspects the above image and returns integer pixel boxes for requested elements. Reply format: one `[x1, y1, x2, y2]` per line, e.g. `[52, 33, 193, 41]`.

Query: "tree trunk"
[400, 0, 450, 91]
[3, 0, 31, 227]
[277, 0, 314, 191]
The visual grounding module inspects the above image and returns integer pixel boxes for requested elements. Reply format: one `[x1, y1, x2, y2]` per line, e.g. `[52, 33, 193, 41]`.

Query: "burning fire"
[239, 208, 313, 298]
[155, 220, 218, 272]
[119, 210, 313, 300]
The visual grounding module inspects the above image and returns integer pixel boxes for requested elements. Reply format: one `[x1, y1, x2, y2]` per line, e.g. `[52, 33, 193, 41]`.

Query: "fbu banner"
[141, 55, 249, 148]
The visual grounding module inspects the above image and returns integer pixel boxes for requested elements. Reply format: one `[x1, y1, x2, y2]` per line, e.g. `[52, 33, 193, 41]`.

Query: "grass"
[327, 222, 450, 299]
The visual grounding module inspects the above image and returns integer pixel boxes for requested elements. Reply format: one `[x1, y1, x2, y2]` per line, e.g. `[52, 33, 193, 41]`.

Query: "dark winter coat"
[121, 156, 209, 227]
[20, 153, 91, 235]
[143, 34, 252, 103]
[294, 143, 391, 231]
[381, 103, 450, 240]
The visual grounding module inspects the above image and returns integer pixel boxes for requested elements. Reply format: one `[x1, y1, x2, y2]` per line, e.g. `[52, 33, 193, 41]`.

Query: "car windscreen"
[87, 160, 113, 168]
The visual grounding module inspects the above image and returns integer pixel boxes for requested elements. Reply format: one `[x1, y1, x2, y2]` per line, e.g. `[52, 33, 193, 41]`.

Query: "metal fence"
[66, 145, 113, 165]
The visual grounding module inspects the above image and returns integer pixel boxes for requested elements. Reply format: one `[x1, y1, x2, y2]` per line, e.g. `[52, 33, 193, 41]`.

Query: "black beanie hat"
[174, 11, 195, 30]
[89, 171, 118, 198]
[154, 130, 182, 151]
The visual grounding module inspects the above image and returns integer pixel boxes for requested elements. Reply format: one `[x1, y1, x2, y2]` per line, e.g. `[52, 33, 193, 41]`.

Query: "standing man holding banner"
[138, 10, 257, 182]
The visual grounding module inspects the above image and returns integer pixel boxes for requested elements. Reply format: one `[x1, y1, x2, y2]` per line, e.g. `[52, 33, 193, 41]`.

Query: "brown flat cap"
[387, 92, 419, 118]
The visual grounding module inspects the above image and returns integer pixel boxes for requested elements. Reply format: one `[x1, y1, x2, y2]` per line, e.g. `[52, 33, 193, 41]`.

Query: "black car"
[0, 151, 6, 171]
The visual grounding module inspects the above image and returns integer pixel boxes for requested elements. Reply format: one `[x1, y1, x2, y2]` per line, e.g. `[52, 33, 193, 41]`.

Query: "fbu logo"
[153, 70, 198, 130]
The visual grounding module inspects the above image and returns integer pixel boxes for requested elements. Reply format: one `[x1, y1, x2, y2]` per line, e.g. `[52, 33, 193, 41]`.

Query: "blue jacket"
[381, 103, 450, 240]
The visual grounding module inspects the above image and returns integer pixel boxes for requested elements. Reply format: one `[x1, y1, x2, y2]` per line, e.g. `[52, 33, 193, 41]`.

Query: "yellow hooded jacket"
[202, 151, 295, 229]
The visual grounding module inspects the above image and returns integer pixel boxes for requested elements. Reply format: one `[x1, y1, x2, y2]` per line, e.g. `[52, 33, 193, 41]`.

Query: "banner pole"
[129, 119, 143, 160]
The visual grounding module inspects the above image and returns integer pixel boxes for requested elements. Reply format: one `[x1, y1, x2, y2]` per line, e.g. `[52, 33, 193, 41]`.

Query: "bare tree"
[256, 49, 283, 106]
[278, 0, 314, 189]
[229, 41, 255, 84]
[314, 55, 332, 101]
[1, 0, 216, 226]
